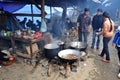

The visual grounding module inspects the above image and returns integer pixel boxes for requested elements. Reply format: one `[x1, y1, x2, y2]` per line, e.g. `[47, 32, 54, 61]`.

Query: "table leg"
[10, 36, 16, 54]
[65, 62, 70, 78]
[29, 42, 33, 65]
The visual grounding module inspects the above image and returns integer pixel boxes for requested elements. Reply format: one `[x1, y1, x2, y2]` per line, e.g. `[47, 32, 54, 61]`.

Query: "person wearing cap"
[77, 8, 91, 44]
[98, 11, 114, 63]
[91, 9, 104, 49]
[112, 26, 120, 78]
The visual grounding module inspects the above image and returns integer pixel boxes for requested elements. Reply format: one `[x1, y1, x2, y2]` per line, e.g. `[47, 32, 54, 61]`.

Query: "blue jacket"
[112, 30, 120, 46]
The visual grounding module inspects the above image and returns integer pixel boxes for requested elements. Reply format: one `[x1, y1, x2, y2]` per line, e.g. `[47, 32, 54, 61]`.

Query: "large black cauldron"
[44, 43, 60, 60]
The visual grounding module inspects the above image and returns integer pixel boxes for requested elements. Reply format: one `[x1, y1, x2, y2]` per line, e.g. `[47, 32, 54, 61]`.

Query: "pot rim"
[58, 49, 81, 60]
[44, 43, 59, 49]
[70, 41, 87, 48]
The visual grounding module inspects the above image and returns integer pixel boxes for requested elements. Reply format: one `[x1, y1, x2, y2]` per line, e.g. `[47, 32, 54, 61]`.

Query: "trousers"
[101, 37, 111, 60]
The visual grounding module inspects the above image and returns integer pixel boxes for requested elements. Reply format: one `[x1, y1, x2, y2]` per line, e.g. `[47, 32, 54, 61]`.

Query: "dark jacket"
[77, 14, 91, 32]
[65, 21, 73, 30]
[92, 14, 104, 30]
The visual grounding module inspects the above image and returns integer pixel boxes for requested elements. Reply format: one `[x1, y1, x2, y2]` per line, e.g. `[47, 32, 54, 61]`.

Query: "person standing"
[77, 8, 91, 44]
[20, 17, 27, 29]
[36, 20, 41, 32]
[112, 26, 120, 78]
[98, 12, 114, 63]
[91, 9, 104, 49]
[65, 18, 73, 30]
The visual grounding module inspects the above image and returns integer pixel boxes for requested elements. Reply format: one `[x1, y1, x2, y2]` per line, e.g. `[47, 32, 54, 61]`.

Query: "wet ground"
[0, 34, 120, 80]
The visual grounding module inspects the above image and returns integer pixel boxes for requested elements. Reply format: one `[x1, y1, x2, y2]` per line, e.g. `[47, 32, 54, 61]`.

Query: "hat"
[103, 11, 110, 18]
[97, 9, 102, 12]
[84, 8, 89, 12]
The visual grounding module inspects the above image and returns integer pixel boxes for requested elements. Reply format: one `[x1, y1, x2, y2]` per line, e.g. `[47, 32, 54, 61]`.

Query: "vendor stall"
[0, 28, 43, 63]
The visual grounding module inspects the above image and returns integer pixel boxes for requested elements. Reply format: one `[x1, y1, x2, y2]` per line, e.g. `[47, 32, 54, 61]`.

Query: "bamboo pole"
[30, 0, 47, 16]
[31, 0, 41, 10]
[12, 13, 41, 17]
[50, 6, 52, 17]
[41, 0, 45, 19]
[31, 4, 34, 22]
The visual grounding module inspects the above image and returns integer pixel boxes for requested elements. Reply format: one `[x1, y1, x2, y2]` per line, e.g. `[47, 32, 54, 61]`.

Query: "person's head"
[97, 9, 103, 15]
[17, 19, 20, 22]
[24, 17, 27, 22]
[103, 11, 110, 19]
[28, 19, 31, 22]
[66, 18, 70, 23]
[36, 20, 39, 23]
[84, 8, 90, 16]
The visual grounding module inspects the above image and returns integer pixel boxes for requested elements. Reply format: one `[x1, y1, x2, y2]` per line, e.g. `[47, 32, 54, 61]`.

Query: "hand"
[96, 32, 100, 36]
[9, 57, 14, 60]
[96, 31, 102, 36]
[76, 31, 78, 36]
[98, 28, 102, 31]
[112, 43, 115, 47]
[88, 25, 91, 34]
[76, 27, 78, 35]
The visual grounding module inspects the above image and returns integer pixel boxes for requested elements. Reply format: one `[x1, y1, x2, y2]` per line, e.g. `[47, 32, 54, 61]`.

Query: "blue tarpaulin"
[0, 2, 26, 12]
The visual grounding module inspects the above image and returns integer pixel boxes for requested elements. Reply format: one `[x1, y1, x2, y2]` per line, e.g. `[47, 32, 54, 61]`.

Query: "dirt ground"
[0, 34, 120, 80]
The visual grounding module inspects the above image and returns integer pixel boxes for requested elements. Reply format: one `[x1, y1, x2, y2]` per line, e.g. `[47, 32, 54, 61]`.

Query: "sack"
[40, 18, 47, 32]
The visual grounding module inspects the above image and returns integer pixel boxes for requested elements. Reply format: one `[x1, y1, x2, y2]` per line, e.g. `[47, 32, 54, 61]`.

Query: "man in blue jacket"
[112, 26, 120, 78]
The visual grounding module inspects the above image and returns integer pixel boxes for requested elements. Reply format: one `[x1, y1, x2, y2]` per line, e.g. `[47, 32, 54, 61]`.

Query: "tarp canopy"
[14, 5, 63, 22]
[0, 0, 87, 7]
[0, 0, 87, 12]
[0, 0, 120, 20]
[0, 0, 120, 13]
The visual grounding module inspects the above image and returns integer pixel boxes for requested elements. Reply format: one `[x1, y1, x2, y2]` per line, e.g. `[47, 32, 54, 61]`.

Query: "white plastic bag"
[40, 18, 47, 32]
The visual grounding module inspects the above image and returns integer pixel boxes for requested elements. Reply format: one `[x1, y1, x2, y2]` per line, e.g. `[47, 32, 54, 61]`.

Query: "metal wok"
[69, 41, 87, 51]
[58, 49, 81, 61]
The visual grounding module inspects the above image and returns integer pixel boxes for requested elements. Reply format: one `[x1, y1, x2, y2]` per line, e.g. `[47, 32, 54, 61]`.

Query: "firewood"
[65, 62, 70, 78]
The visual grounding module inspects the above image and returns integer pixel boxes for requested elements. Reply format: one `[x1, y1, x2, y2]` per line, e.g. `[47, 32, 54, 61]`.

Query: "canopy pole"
[62, 6, 67, 22]
[41, 0, 45, 19]
[50, 6, 52, 17]
[31, 4, 34, 22]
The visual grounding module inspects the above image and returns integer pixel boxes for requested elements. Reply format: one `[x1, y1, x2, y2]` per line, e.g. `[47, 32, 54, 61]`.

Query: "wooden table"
[0, 35, 42, 64]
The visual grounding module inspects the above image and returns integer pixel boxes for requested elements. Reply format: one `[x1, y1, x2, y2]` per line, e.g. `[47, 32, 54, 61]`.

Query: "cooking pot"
[54, 40, 65, 50]
[69, 41, 87, 51]
[58, 49, 81, 61]
[44, 43, 60, 60]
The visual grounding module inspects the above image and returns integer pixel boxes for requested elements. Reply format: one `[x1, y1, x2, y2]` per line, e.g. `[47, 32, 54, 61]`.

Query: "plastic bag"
[40, 18, 47, 32]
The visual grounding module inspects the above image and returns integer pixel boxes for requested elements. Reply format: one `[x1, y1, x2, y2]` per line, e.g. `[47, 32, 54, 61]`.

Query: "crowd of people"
[18, 18, 42, 32]
[76, 8, 120, 78]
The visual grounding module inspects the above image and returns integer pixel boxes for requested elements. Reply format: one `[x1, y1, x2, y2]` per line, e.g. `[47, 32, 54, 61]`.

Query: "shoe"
[118, 63, 120, 66]
[102, 59, 110, 63]
[96, 47, 99, 49]
[98, 54, 103, 58]
[91, 46, 94, 49]
[118, 73, 120, 79]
